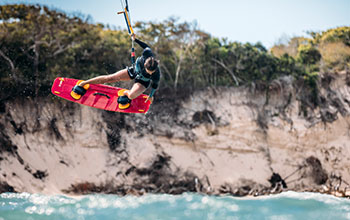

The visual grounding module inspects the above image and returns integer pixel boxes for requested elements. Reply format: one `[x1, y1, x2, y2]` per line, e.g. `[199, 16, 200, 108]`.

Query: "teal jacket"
[134, 38, 160, 97]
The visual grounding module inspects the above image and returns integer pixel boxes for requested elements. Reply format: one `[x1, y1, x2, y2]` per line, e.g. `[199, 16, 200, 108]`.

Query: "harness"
[135, 57, 152, 82]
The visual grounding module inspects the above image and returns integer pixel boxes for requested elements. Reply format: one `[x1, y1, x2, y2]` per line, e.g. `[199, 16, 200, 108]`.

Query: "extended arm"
[148, 70, 160, 98]
[134, 38, 150, 49]
[133, 37, 150, 49]
[145, 86, 157, 103]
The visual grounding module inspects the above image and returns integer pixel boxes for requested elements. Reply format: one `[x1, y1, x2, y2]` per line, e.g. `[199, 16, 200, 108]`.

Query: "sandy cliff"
[1, 72, 350, 196]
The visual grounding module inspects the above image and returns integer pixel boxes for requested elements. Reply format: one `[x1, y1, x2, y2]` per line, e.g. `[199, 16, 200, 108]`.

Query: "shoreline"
[1, 185, 349, 200]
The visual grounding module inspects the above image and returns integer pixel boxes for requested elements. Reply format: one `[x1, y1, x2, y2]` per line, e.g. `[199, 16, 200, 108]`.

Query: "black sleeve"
[151, 69, 160, 89]
[135, 38, 150, 49]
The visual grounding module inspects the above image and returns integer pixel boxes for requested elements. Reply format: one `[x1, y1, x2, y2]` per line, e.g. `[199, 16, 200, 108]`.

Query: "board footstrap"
[71, 80, 90, 100]
[117, 89, 131, 109]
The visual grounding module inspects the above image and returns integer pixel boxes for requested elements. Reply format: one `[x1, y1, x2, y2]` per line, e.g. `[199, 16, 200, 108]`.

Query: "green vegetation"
[1, 4, 349, 102]
[271, 26, 350, 72]
[270, 26, 350, 107]
[0, 4, 131, 98]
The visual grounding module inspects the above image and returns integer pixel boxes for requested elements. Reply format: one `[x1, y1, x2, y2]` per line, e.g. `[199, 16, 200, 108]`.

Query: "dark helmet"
[142, 47, 153, 60]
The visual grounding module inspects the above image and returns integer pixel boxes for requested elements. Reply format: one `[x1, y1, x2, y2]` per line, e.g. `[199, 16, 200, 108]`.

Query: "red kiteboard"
[51, 77, 151, 114]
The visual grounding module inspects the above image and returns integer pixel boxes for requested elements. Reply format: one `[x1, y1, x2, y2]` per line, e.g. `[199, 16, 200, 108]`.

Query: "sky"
[2, 0, 350, 48]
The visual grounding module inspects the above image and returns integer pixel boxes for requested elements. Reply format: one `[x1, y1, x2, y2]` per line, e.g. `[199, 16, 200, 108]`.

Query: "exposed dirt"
[1, 72, 350, 197]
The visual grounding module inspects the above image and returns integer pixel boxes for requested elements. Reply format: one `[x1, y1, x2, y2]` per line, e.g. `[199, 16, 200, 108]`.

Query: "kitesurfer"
[77, 34, 160, 104]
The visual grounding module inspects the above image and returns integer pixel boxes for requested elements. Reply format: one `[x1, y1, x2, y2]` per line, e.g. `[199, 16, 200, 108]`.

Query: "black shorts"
[127, 66, 150, 88]
[127, 66, 136, 79]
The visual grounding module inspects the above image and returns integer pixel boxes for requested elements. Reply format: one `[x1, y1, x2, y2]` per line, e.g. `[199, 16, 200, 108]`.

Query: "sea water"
[0, 191, 349, 220]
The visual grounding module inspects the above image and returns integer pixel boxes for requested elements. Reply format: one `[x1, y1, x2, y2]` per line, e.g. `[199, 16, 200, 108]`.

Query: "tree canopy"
[1, 4, 349, 101]
[270, 26, 350, 71]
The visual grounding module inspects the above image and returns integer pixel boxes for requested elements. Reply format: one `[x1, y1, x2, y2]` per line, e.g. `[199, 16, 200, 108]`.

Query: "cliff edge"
[1, 72, 350, 197]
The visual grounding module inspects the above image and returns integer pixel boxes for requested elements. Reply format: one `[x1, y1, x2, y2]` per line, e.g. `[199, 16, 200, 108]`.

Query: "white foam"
[270, 191, 350, 205]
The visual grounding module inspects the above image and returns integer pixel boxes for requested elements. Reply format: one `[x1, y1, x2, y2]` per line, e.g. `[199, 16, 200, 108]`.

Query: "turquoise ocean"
[1, 191, 349, 220]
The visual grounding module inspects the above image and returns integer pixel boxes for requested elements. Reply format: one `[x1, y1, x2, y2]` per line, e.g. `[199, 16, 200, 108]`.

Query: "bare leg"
[124, 83, 146, 99]
[79, 68, 130, 86]
[108, 68, 132, 82]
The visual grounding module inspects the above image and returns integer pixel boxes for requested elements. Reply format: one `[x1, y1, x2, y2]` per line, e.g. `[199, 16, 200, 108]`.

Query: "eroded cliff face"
[1, 72, 350, 196]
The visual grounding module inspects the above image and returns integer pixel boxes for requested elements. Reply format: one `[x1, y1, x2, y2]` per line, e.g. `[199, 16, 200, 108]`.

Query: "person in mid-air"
[77, 34, 160, 105]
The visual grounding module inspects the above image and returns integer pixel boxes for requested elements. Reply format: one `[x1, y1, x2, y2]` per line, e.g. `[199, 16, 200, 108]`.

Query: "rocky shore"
[1, 72, 350, 199]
